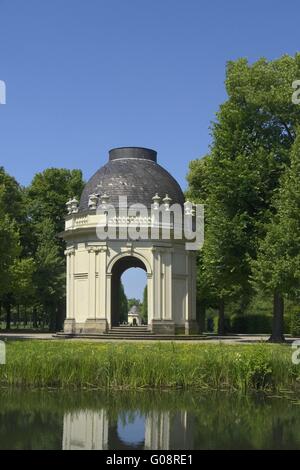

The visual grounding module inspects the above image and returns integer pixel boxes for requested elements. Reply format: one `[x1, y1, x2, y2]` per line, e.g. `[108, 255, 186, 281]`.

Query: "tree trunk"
[218, 299, 225, 336]
[5, 303, 11, 330]
[55, 301, 65, 332]
[49, 304, 56, 332]
[197, 299, 206, 334]
[32, 307, 38, 329]
[269, 290, 285, 343]
[23, 305, 27, 328]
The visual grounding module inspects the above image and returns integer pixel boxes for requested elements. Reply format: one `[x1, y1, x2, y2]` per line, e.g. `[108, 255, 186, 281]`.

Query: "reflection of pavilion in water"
[63, 409, 194, 450]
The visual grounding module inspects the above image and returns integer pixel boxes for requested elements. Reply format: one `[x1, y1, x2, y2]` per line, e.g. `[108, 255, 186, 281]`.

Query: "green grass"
[0, 340, 299, 392]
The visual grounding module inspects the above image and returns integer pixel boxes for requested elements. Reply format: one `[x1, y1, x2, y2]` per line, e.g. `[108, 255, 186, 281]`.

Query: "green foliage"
[26, 168, 84, 330]
[141, 286, 148, 323]
[0, 215, 20, 297]
[0, 341, 299, 393]
[0, 166, 24, 222]
[289, 307, 300, 337]
[119, 283, 128, 323]
[10, 257, 36, 304]
[127, 298, 140, 310]
[253, 133, 300, 296]
[212, 315, 231, 334]
[187, 54, 300, 334]
[230, 314, 273, 334]
[0, 166, 84, 331]
[34, 219, 65, 301]
[26, 168, 84, 235]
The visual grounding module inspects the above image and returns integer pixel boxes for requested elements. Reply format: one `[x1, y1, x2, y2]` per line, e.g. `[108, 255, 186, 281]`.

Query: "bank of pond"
[0, 340, 300, 392]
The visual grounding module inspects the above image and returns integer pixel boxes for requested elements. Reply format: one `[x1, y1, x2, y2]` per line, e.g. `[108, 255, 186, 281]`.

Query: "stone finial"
[70, 197, 79, 214]
[152, 193, 161, 210]
[66, 199, 72, 215]
[163, 194, 172, 211]
[100, 193, 110, 208]
[88, 193, 98, 210]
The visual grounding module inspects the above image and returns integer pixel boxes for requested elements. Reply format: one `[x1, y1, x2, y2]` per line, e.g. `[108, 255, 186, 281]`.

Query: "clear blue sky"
[1, 0, 299, 299]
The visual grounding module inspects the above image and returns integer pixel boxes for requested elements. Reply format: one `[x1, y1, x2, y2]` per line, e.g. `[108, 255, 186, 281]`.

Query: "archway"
[110, 256, 147, 327]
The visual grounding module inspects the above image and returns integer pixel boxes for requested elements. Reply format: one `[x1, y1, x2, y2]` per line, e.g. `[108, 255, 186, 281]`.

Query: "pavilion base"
[63, 319, 76, 334]
[151, 320, 175, 335]
[185, 320, 199, 335]
[83, 319, 108, 334]
[63, 319, 108, 335]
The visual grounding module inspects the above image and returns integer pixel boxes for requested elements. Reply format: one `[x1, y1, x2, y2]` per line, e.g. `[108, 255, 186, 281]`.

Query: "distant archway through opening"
[110, 256, 147, 327]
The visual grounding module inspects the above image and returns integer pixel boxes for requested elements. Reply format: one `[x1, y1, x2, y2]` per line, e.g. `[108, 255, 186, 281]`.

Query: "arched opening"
[110, 256, 148, 327]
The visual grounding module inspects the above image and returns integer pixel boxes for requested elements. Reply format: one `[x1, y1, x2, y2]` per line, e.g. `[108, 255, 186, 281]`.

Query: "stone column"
[84, 246, 108, 334]
[185, 251, 198, 335]
[146, 273, 153, 328]
[154, 248, 162, 320]
[64, 248, 76, 334]
[106, 273, 112, 329]
[88, 248, 96, 319]
[163, 249, 173, 321]
[98, 247, 108, 320]
[151, 247, 175, 335]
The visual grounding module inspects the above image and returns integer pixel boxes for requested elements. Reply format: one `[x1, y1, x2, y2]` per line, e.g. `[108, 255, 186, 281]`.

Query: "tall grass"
[0, 340, 299, 392]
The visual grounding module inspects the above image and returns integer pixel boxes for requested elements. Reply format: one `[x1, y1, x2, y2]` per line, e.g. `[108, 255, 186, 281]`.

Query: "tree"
[252, 133, 300, 342]
[141, 286, 148, 324]
[10, 257, 36, 327]
[187, 54, 300, 334]
[26, 168, 84, 235]
[0, 167, 24, 223]
[33, 218, 66, 331]
[119, 283, 128, 323]
[0, 168, 25, 329]
[26, 169, 84, 329]
[0, 214, 20, 329]
[0, 215, 20, 295]
[0, 166, 84, 331]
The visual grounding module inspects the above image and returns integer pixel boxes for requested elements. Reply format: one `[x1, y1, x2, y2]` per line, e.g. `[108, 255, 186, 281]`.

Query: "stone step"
[108, 329, 151, 333]
[107, 330, 153, 336]
[109, 327, 149, 331]
[54, 332, 208, 340]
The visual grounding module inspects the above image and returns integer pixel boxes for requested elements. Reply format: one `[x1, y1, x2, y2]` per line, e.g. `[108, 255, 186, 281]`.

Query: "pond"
[0, 389, 300, 450]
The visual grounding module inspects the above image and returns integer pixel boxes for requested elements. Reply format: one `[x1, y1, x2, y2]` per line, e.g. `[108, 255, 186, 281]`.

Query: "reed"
[0, 340, 299, 392]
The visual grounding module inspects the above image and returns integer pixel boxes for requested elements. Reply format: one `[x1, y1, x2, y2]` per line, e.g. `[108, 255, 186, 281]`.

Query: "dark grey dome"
[78, 147, 184, 212]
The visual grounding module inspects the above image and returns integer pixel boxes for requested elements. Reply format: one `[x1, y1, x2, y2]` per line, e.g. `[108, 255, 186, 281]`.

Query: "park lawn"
[0, 340, 299, 392]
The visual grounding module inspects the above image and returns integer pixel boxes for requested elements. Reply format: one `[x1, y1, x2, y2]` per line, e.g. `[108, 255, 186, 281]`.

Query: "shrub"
[212, 316, 231, 334]
[289, 308, 300, 337]
[230, 314, 272, 334]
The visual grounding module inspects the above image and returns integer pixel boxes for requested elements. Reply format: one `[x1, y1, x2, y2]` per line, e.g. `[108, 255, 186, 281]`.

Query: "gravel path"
[0, 332, 297, 344]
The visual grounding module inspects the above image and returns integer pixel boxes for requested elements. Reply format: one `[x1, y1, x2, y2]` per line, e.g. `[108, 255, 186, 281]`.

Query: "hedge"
[230, 314, 272, 334]
[289, 308, 300, 337]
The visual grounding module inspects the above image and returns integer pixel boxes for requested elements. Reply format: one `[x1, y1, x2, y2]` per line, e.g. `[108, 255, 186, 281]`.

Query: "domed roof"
[78, 147, 184, 212]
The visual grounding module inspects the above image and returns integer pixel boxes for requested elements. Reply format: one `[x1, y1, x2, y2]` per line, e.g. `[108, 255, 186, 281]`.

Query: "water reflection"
[117, 413, 145, 448]
[63, 410, 108, 450]
[62, 409, 192, 450]
[0, 389, 300, 450]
